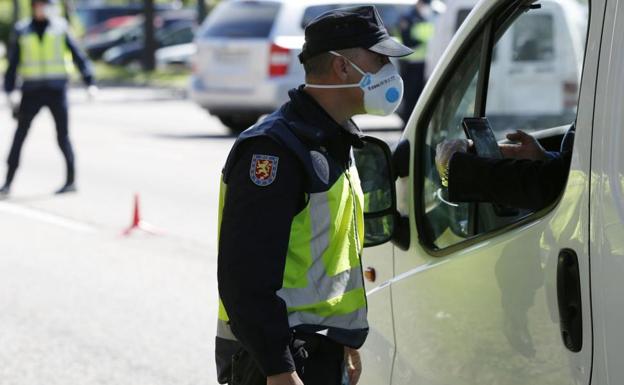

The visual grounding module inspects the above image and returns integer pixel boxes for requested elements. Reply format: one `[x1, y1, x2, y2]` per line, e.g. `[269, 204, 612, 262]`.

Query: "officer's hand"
[267, 371, 304, 385]
[435, 139, 470, 187]
[345, 347, 362, 385]
[6, 93, 19, 121]
[500, 130, 548, 161]
[87, 85, 99, 101]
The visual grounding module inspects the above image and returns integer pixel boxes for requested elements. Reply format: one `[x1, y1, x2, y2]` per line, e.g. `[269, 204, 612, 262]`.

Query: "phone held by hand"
[462, 117, 519, 217]
[462, 117, 502, 159]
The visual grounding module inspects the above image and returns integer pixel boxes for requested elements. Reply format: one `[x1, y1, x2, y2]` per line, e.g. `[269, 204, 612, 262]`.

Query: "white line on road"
[0, 201, 97, 234]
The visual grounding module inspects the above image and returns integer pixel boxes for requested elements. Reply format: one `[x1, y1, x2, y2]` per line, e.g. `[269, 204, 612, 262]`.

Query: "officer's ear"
[331, 55, 351, 81]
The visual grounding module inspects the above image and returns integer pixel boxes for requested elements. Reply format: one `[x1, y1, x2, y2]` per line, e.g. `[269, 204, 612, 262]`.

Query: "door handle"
[557, 249, 583, 352]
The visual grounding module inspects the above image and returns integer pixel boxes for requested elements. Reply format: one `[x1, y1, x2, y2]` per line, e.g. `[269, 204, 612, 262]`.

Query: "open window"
[416, 0, 588, 251]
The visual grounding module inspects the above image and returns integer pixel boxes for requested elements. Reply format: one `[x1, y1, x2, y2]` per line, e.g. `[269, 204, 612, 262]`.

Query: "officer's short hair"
[303, 52, 334, 77]
[303, 48, 361, 78]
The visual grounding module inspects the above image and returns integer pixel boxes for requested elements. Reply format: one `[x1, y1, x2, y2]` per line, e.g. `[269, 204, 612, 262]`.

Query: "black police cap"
[299, 5, 413, 63]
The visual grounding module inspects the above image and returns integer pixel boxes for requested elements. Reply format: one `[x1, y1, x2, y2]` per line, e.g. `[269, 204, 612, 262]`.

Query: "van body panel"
[589, 0, 624, 383]
[359, 242, 396, 385]
[359, 0, 601, 383]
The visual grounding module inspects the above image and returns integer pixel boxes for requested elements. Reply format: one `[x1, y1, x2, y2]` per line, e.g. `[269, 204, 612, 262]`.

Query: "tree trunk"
[143, 0, 157, 71]
[197, 0, 207, 24]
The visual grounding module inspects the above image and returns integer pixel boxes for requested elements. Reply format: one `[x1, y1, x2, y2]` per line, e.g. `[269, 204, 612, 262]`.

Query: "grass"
[0, 58, 191, 90]
[93, 61, 191, 90]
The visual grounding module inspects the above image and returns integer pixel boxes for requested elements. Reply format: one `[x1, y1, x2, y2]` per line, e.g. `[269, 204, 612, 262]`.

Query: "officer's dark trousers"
[398, 61, 426, 124]
[5, 88, 75, 187]
[230, 333, 345, 385]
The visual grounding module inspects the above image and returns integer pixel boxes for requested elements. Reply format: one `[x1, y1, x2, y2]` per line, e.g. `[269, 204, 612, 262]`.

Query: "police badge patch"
[310, 151, 330, 185]
[250, 154, 279, 186]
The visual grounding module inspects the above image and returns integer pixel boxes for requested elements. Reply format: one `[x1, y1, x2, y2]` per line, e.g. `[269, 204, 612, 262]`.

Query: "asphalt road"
[0, 87, 403, 385]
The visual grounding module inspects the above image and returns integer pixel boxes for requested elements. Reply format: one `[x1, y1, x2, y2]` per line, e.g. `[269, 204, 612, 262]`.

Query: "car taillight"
[269, 43, 290, 77]
[563, 81, 579, 109]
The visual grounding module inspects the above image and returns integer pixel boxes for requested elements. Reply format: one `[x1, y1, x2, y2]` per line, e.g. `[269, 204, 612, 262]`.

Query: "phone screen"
[462, 117, 502, 159]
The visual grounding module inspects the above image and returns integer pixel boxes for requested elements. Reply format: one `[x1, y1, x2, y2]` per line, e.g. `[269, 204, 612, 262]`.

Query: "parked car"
[156, 43, 197, 70]
[75, 4, 178, 32]
[190, 0, 416, 133]
[344, 0, 624, 384]
[103, 21, 196, 67]
[84, 10, 196, 60]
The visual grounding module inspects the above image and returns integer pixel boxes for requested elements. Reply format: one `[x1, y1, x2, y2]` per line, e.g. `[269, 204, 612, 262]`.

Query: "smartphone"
[462, 117, 502, 159]
[462, 117, 519, 217]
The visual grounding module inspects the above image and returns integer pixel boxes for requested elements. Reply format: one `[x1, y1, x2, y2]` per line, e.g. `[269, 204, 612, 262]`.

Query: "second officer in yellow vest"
[397, 0, 435, 124]
[216, 6, 412, 385]
[1, 0, 95, 197]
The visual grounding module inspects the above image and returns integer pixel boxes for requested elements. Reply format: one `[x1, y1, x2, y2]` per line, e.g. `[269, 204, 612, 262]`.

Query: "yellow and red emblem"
[250, 154, 279, 186]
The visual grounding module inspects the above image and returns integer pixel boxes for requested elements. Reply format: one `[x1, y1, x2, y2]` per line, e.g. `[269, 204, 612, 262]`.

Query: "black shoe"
[55, 183, 77, 195]
[0, 185, 9, 198]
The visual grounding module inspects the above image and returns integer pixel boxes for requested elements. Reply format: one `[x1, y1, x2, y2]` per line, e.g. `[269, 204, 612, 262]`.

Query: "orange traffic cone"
[122, 193, 162, 236]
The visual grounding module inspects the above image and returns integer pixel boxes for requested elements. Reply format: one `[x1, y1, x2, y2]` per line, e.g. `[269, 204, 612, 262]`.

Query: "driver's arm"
[447, 151, 571, 211]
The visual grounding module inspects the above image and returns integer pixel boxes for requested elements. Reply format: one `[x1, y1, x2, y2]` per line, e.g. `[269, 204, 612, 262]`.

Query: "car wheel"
[216, 114, 261, 134]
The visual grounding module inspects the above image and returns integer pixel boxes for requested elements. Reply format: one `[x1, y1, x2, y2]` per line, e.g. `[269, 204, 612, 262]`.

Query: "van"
[427, 0, 587, 133]
[352, 0, 624, 384]
[189, 0, 415, 133]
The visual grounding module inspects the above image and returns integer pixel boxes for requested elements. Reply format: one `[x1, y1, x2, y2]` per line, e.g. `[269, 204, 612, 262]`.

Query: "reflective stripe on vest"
[19, 23, 72, 81]
[216, 156, 368, 343]
[403, 21, 434, 62]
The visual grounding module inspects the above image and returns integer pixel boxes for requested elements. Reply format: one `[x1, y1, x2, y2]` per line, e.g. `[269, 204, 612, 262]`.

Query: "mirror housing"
[353, 136, 397, 248]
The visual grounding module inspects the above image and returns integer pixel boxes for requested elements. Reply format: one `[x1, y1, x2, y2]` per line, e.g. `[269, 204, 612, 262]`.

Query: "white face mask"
[305, 51, 404, 116]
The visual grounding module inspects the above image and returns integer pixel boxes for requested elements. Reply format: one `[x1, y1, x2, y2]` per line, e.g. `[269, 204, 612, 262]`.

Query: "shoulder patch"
[250, 154, 279, 186]
[310, 151, 330, 185]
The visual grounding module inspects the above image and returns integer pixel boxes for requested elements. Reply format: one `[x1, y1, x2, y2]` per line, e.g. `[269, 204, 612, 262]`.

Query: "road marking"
[0, 202, 97, 234]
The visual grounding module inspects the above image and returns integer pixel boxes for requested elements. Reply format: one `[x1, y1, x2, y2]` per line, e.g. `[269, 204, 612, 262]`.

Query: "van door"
[588, 1, 624, 383]
[387, 0, 602, 384]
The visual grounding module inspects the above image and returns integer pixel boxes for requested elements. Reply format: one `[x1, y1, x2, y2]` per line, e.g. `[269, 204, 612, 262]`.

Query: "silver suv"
[189, 0, 414, 132]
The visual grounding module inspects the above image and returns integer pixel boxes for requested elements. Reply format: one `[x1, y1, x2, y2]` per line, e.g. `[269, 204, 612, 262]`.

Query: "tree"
[143, 0, 156, 71]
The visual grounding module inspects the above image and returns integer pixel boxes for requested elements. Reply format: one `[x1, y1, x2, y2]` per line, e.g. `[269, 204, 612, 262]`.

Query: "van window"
[301, 4, 412, 31]
[487, 6, 581, 136]
[201, 1, 281, 38]
[417, 1, 588, 251]
[419, 34, 484, 249]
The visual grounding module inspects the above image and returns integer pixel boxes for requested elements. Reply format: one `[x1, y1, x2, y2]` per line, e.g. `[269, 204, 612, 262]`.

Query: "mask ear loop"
[305, 51, 369, 89]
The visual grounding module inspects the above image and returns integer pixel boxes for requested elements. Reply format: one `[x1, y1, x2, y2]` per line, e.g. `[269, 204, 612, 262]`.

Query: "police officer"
[397, 0, 435, 124]
[216, 6, 412, 385]
[1, 0, 95, 197]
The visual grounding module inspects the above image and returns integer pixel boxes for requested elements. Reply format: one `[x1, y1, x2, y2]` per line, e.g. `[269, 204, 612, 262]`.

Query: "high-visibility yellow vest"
[18, 19, 72, 81]
[403, 21, 434, 63]
[216, 121, 368, 349]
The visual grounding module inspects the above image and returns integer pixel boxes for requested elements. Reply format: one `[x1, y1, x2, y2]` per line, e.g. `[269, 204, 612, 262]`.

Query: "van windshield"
[302, 4, 412, 32]
[201, 1, 281, 38]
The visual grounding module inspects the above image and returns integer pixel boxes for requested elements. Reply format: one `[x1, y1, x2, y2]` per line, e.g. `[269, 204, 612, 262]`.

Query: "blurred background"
[0, 0, 588, 384]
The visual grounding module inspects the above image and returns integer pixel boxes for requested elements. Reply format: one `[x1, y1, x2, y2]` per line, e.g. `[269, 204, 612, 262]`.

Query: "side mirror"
[353, 136, 397, 248]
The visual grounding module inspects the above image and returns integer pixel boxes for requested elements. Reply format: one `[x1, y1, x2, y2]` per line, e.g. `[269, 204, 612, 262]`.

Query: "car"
[189, 0, 416, 133]
[347, 0, 624, 384]
[84, 10, 196, 60]
[75, 3, 178, 32]
[102, 21, 196, 67]
[156, 43, 197, 70]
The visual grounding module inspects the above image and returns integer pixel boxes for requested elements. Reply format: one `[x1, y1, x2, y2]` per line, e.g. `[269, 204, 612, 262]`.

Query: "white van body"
[358, 0, 624, 384]
[189, 0, 414, 132]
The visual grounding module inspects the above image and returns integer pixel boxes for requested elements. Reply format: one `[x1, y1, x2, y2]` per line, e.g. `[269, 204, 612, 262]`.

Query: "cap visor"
[368, 38, 413, 57]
